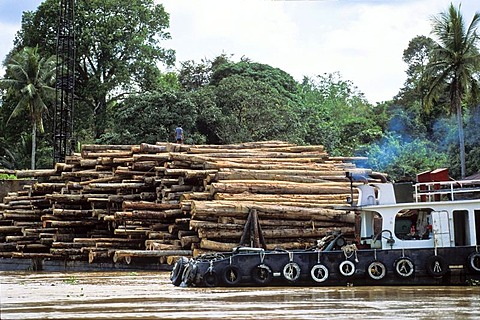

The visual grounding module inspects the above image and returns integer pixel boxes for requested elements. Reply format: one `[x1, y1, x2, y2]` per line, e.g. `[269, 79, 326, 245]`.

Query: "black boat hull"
[172, 246, 480, 287]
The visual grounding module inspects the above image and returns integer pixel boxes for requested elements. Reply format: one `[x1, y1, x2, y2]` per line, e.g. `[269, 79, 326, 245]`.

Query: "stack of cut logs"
[0, 141, 366, 266]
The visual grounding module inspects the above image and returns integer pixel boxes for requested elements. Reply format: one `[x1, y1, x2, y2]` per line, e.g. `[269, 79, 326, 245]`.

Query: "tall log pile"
[0, 141, 367, 267]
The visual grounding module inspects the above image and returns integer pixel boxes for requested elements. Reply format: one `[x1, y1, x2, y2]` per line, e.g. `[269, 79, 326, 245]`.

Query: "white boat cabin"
[356, 179, 480, 250]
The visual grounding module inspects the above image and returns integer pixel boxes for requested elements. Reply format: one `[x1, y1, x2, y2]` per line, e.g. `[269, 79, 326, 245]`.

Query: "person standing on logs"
[175, 125, 184, 144]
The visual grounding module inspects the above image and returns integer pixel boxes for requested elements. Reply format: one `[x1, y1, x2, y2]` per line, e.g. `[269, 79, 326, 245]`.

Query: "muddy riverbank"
[1, 271, 480, 319]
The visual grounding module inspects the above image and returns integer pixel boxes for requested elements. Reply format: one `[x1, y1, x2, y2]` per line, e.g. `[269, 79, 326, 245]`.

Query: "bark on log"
[191, 200, 354, 223]
[115, 209, 183, 220]
[180, 235, 200, 248]
[15, 169, 57, 178]
[112, 249, 192, 263]
[122, 201, 180, 210]
[139, 143, 168, 153]
[200, 238, 237, 251]
[208, 181, 351, 195]
[197, 226, 354, 239]
[81, 144, 136, 152]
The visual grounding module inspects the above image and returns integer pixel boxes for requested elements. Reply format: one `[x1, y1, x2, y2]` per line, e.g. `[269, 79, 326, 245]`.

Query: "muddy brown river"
[1, 271, 479, 319]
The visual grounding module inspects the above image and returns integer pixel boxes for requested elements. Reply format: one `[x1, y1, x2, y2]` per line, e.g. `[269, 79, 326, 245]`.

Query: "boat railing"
[414, 179, 480, 202]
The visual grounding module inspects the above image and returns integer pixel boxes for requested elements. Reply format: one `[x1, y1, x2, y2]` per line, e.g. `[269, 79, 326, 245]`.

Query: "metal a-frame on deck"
[54, 0, 75, 164]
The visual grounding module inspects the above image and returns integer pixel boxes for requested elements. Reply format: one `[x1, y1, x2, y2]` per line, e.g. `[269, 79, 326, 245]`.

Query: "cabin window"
[394, 209, 432, 240]
[453, 210, 469, 246]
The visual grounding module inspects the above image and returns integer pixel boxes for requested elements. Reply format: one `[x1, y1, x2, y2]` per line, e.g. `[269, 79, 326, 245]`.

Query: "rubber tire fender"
[181, 262, 198, 287]
[468, 252, 480, 272]
[367, 261, 387, 280]
[425, 255, 448, 277]
[283, 262, 301, 282]
[223, 265, 242, 285]
[394, 257, 415, 278]
[251, 263, 273, 285]
[203, 269, 219, 287]
[310, 264, 329, 283]
[170, 256, 189, 286]
[339, 260, 355, 277]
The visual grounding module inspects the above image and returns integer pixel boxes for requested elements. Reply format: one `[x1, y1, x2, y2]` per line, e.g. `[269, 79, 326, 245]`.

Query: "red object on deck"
[416, 168, 450, 201]
[417, 168, 450, 183]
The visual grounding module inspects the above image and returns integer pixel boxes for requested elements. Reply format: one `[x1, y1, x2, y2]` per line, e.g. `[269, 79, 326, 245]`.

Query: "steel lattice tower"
[54, 0, 75, 164]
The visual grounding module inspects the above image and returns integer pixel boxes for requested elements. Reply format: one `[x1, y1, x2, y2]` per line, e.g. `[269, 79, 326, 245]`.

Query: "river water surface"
[1, 271, 479, 319]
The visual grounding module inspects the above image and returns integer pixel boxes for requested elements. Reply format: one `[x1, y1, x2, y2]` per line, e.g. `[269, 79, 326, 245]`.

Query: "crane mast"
[54, 0, 75, 164]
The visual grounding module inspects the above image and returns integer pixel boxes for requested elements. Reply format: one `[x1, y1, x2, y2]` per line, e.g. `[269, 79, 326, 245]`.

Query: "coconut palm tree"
[0, 46, 56, 169]
[425, 4, 480, 179]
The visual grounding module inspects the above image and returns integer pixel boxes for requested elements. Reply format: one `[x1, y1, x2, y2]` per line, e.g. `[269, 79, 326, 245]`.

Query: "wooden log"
[15, 169, 57, 178]
[52, 209, 93, 218]
[94, 242, 142, 249]
[217, 216, 352, 228]
[208, 181, 351, 195]
[131, 161, 158, 171]
[81, 144, 136, 152]
[108, 194, 142, 202]
[214, 192, 352, 202]
[114, 209, 183, 220]
[11, 252, 57, 259]
[112, 249, 192, 263]
[5, 235, 38, 242]
[146, 231, 177, 240]
[2, 212, 43, 221]
[145, 241, 182, 250]
[180, 192, 212, 201]
[191, 201, 354, 223]
[43, 220, 99, 228]
[122, 201, 180, 211]
[200, 238, 236, 251]
[197, 226, 354, 239]
[86, 182, 147, 191]
[139, 143, 168, 153]
[132, 154, 171, 162]
[180, 235, 200, 248]
[50, 248, 85, 256]
[82, 151, 132, 159]
[89, 250, 111, 263]
[51, 242, 85, 248]
[46, 193, 111, 203]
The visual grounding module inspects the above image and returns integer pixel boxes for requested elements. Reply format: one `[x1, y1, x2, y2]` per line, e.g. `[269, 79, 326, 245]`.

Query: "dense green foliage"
[1, 3, 480, 182]
[424, 4, 480, 178]
[0, 46, 56, 169]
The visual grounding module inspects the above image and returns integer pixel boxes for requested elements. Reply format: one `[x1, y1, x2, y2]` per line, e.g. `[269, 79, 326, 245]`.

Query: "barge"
[171, 170, 480, 287]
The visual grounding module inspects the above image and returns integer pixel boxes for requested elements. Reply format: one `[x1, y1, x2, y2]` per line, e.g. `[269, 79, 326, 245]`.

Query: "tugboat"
[171, 169, 480, 287]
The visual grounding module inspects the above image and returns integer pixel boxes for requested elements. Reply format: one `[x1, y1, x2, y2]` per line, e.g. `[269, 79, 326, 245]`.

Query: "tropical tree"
[197, 60, 302, 144]
[300, 73, 382, 156]
[425, 4, 480, 178]
[14, 0, 175, 139]
[0, 46, 56, 169]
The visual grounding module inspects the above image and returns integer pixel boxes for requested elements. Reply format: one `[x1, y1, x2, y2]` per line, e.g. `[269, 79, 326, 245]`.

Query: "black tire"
[468, 252, 480, 272]
[223, 265, 242, 285]
[394, 257, 415, 278]
[251, 264, 273, 285]
[425, 255, 448, 278]
[367, 261, 387, 280]
[203, 269, 219, 287]
[181, 262, 197, 287]
[170, 257, 189, 286]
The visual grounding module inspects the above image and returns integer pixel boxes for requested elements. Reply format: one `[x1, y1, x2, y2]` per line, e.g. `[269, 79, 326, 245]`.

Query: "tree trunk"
[454, 85, 466, 179]
[31, 121, 36, 170]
